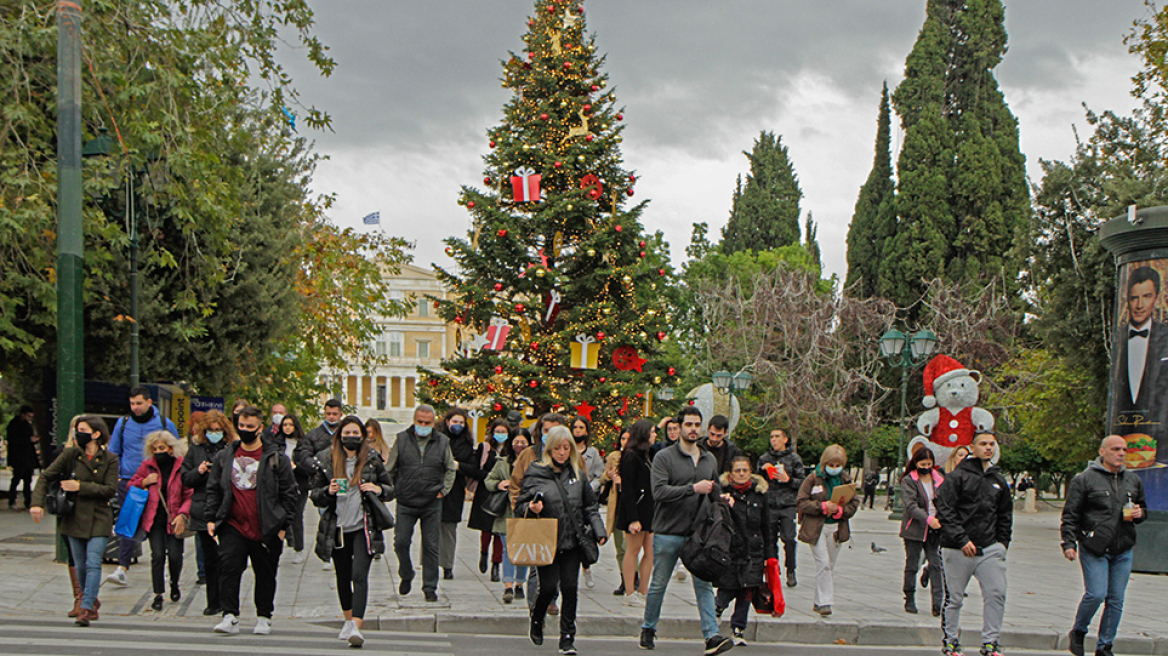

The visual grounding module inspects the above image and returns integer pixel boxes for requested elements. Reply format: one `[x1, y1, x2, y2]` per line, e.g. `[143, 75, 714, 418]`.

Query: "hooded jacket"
[935, 455, 1012, 550]
[715, 473, 777, 589]
[900, 467, 945, 542]
[109, 407, 178, 480]
[756, 446, 806, 511]
[205, 440, 298, 540]
[293, 422, 335, 475]
[129, 454, 193, 536]
[1061, 459, 1147, 556]
[796, 468, 860, 544]
[309, 448, 393, 560]
[516, 461, 606, 553]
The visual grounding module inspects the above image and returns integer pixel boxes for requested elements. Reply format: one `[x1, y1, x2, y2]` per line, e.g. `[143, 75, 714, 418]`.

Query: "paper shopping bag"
[506, 516, 558, 566]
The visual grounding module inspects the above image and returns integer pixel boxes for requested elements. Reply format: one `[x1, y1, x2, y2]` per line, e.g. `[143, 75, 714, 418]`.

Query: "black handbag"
[363, 490, 395, 531]
[45, 480, 76, 517]
[482, 489, 510, 518]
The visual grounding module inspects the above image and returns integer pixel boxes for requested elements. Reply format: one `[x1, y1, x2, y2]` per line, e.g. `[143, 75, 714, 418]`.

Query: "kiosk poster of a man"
[1111, 263, 1168, 466]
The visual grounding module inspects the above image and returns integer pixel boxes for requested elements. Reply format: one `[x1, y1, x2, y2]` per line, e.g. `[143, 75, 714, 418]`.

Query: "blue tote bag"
[114, 486, 149, 539]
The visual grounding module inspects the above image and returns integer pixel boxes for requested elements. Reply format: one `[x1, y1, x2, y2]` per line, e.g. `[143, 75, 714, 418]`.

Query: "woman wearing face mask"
[899, 447, 945, 616]
[796, 444, 860, 617]
[365, 418, 391, 461]
[468, 418, 507, 582]
[278, 414, 311, 564]
[516, 426, 607, 655]
[715, 456, 777, 646]
[30, 415, 118, 626]
[485, 426, 531, 602]
[180, 409, 237, 615]
[310, 416, 393, 647]
[437, 407, 473, 580]
[129, 431, 193, 611]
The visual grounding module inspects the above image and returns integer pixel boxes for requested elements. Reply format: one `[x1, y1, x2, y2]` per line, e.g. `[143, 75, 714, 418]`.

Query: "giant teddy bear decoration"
[908, 354, 998, 465]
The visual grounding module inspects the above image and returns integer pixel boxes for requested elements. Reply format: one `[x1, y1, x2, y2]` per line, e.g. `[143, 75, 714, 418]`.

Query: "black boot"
[1068, 629, 1086, 656]
[786, 569, 797, 588]
[479, 552, 489, 574]
[491, 562, 501, 582]
[559, 634, 577, 655]
[614, 574, 626, 596]
[904, 593, 918, 614]
[529, 617, 544, 646]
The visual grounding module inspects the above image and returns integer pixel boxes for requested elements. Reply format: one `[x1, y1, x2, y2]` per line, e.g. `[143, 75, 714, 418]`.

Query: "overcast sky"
[280, 1, 1150, 282]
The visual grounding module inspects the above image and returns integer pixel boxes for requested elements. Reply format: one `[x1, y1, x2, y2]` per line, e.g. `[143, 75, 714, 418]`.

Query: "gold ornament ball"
[621, 275, 632, 284]
[560, 99, 568, 107]
[522, 144, 530, 151]
[614, 418, 623, 427]
[650, 283, 657, 290]
[536, 268, 546, 278]
[615, 136, 623, 143]
[566, 204, 573, 211]
[577, 155, 586, 162]
[646, 309, 656, 317]
[512, 376, 521, 384]
[639, 331, 647, 339]
[586, 248, 596, 257]
[610, 389, 619, 397]
[653, 376, 662, 384]
[602, 307, 612, 315]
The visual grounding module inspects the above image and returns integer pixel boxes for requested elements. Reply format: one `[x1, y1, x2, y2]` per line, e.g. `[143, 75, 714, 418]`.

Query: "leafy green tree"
[882, 0, 1028, 315]
[421, 0, 679, 435]
[721, 132, 803, 255]
[845, 82, 896, 298]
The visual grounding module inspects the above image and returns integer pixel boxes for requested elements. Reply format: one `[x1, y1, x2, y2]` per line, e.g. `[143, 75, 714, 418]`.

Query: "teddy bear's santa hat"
[922, 354, 975, 409]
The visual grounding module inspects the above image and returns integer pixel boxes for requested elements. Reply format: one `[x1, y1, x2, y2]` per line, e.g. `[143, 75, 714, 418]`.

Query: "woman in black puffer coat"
[515, 426, 607, 656]
[715, 456, 777, 646]
[180, 410, 237, 616]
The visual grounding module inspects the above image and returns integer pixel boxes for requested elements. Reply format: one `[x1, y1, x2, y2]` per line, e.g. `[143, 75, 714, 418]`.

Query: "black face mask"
[155, 452, 175, 469]
[341, 437, 364, 452]
[237, 428, 260, 445]
[918, 467, 932, 475]
[75, 432, 93, 449]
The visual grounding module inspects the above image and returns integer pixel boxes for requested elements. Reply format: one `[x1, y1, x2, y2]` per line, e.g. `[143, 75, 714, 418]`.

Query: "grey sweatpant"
[941, 542, 1007, 646]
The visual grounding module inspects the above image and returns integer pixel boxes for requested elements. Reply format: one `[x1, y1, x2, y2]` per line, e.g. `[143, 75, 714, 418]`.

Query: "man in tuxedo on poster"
[1115, 265, 1168, 464]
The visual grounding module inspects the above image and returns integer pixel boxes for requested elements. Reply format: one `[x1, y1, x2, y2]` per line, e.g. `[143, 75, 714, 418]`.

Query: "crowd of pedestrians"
[5, 388, 1152, 656]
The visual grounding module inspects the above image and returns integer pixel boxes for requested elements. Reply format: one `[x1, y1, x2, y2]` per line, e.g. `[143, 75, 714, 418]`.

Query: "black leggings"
[148, 512, 183, 594]
[533, 546, 582, 638]
[197, 530, 221, 610]
[333, 530, 374, 619]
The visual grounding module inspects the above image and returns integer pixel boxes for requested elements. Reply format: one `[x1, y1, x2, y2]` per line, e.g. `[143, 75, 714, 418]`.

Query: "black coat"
[516, 462, 606, 552]
[206, 441, 298, 540]
[1061, 460, 1147, 556]
[935, 456, 1012, 550]
[180, 438, 232, 531]
[756, 447, 805, 512]
[442, 432, 477, 523]
[466, 443, 500, 532]
[293, 424, 334, 473]
[715, 474, 776, 589]
[5, 416, 39, 470]
[309, 449, 393, 560]
[698, 436, 744, 474]
[616, 450, 654, 532]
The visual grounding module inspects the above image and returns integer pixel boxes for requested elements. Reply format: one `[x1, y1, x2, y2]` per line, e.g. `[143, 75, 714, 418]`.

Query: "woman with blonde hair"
[129, 430, 192, 611]
[365, 418, 391, 461]
[180, 409, 236, 615]
[796, 444, 860, 617]
[516, 426, 606, 654]
[944, 445, 970, 474]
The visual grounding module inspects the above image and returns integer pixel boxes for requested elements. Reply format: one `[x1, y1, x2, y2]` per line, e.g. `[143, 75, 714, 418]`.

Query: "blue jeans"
[498, 533, 528, 584]
[67, 535, 110, 611]
[642, 533, 718, 640]
[1073, 548, 1133, 647]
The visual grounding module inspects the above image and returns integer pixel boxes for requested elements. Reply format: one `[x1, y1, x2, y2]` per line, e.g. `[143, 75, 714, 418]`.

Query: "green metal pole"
[888, 352, 909, 519]
[55, 0, 84, 565]
[128, 171, 139, 387]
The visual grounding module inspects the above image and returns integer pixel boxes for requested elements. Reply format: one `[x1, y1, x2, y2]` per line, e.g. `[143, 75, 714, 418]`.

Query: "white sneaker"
[105, 568, 128, 586]
[338, 620, 354, 641]
[291, 550, 307, 565]
[253, 617, 271, 635]
[623, 591, 645, 606]
[675, 564, 686, 582]
[213, 614, 239, 634]
[348, 626, 365, 647]
[583, 569, 595, 589]
[322, 561, 333, 571]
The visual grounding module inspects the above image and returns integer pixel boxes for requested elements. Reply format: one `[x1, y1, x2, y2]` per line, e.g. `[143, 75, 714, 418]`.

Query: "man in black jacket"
[698, 415, 744, 474]
[756, 427, 805, 588]
[1061, 435, 1147, 656]
[5, 405, 38, 510]
[293, 399, 342, 473]
[935, 431, 1012, 656]
[206, 406, 298, 636]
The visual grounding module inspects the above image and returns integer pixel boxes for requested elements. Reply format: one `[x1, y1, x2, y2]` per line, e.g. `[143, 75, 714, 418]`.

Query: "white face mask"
[824, 465, 843, 477]
[272, 413, 284, 425]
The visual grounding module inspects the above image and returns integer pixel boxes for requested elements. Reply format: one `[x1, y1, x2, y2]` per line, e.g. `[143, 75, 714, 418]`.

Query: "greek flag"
[362, 211, 381, 225]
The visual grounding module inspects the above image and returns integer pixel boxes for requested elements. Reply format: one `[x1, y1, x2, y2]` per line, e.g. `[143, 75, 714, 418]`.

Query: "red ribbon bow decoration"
[580, 174, 604, 200]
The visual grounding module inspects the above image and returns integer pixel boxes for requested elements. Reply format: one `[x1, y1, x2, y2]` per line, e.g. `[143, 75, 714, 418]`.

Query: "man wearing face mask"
[294, 399, 343, 476]
[206, 406, 298, 635]
[107, 386, 179, 587]
[266, 403, 287, 448]
[438, 408, 475, 580]
[181, 410, 236, 616]
[385, 405, 457, 603]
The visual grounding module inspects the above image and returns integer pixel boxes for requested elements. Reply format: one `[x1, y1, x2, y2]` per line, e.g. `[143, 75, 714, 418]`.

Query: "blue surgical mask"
[825, 465, 843, 477]
[206, 431, 224, 444]
[493, 431, 508, 443]
[449, 424, 465, 435]
[415, 425, 432, 437]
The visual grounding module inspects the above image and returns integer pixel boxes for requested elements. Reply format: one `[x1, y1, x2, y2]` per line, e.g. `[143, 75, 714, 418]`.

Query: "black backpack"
[680, 493, 735, 583]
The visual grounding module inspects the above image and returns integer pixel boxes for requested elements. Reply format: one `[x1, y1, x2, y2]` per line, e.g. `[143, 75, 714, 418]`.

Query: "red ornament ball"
[639, 251, 646, 258]
[528, 20, 535, 28]
[540, 113, 549, 120]
[494, 365, 504, 374]
[616, 113, 624, 121]
[596, 331, 606, 340]
[585, 134, 594, 142]
[487, 384, 495, 392]
[483, 176, 492, 184]
[688, 399, 695, 406]
[547, 5, 556, 12]
[489, 141, 496, 148]
[494, 402, 504, 411]
[454, 316, 464, 324]
[668, 367, 676, 376]
[428, 379, 438, 387]
[444, 246, 453, 256]
[515, 303, 525, 313]
[563, 61, 572, 69]
[554, 161, 563, 168]
[639, 240, 646, 248]
[629, 174, 637, 182]
[528, 380, 538, 388]
[614, 225, 623, 232]
[626, 188, 635, 197]
[583, 104, 592, 112]
[658, 268, 666, 276]
[598, 377, 607, 383]
[657, 331, 666, 340]
[636, 393, 644, 399]
[467, 201, 476, 208]
[494, 283, 503, 292]
[497, 229, 508, 237]
[531, 342, 539, 350]
[590, 85, 599, 92]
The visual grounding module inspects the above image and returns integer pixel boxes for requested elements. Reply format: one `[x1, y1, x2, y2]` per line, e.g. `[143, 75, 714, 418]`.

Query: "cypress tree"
[882, 0, 1028, 311]
[845, 82, 895, 298]
[721, 131, 802, 254]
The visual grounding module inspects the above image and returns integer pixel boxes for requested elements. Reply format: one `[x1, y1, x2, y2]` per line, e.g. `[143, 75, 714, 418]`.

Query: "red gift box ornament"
[511, 166, 542, 202]
[580, 174, 604, 200]
[484, 317, 512, 352]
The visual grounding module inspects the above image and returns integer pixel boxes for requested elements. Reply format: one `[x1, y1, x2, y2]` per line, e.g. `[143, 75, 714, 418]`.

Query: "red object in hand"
[765, 557, 785, 617]
[762, 463, 778, 480]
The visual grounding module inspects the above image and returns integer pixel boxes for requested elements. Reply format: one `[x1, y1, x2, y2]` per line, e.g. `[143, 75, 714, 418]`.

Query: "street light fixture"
[712, 370, 733, 392]
[879, 328, 938, 518]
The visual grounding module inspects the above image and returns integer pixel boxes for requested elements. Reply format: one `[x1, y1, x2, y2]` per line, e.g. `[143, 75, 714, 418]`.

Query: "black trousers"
[774, 507, 798, 573]
[533, 546, 582, 638]
[216, 523, 282, 618]
[716, 587, 753, 630]
[147, 512, 184, 594]
[8, 466, 33, 508]
[197, 530, 221, 610]
[903, 532, 944, 611]
[333, 529, 374, 619]
[288, 475, 310, 552]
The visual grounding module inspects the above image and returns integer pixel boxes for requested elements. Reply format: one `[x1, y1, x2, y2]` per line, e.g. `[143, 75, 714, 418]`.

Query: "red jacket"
[129, 455, 193, 536]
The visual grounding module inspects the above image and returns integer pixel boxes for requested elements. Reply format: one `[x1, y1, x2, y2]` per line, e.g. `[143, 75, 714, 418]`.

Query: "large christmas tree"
[420, 0, 680, 434]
